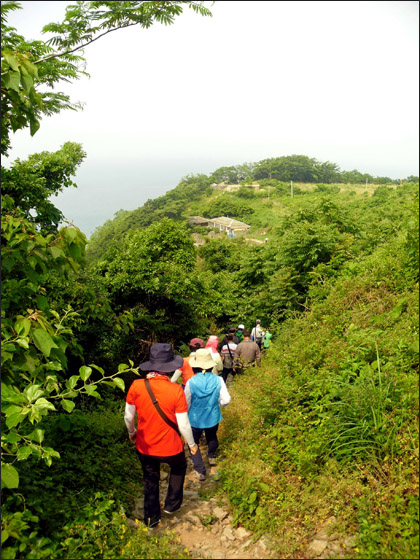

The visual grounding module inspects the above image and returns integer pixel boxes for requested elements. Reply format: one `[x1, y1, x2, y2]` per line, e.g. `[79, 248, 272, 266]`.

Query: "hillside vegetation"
[3, 147, 418, 558]
[1, 3, 418, 556]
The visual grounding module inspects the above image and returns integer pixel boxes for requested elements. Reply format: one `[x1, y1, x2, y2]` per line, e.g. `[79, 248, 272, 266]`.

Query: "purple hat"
[139, 343, 183, 373]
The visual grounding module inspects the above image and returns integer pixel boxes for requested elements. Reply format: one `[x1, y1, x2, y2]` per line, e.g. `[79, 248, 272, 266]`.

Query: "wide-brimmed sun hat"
[139, 343, 183, 372]
[189, 348, 217, 371]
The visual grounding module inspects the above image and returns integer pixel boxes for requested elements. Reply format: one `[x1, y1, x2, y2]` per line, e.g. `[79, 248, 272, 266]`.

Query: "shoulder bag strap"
[144, 378, 181, 436]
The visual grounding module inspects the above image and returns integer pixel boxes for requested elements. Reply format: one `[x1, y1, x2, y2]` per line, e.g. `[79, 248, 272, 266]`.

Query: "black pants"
[192, 425, 219, 458]
[136, 449, 186, 527]
[221, 367, 234, 383]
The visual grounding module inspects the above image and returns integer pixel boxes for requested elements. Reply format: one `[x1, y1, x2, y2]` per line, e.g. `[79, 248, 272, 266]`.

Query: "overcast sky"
[3, 0, 419, 237]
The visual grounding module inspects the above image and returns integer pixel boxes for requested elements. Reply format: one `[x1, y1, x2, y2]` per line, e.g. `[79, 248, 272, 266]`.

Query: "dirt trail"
[129, 442, 274, 559]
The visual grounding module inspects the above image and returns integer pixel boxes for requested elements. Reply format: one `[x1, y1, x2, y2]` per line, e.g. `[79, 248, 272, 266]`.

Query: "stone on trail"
[213, 506, 229, 521]
[307, 539, 328, 556]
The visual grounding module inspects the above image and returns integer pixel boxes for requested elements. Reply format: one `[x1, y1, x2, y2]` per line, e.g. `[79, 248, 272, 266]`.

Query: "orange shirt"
[180, 355, 195, 386]
[126, 376, 188, 456]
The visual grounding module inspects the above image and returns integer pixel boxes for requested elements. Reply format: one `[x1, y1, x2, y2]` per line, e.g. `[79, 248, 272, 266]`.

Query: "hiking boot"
[193, 470, 206, 481]
[208, 456, 217, 466]
[163, 507, 180, 514]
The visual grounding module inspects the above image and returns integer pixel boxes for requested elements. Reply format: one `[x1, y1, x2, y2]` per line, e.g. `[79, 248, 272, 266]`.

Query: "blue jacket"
[188, 372, 222, 429]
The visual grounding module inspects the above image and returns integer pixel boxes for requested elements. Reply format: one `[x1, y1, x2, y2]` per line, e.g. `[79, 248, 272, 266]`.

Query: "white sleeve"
[184, 380, 192, 408]
[124, 403, 137, 433]
[214, 352, 223, 372]
[176, 411, 195, 447]
[171, 369, 182, 383]
[218, 378, 231, 406]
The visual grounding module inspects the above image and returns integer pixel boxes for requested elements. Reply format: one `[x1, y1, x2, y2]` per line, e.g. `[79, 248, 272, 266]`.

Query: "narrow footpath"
[128, 444, 358, 559]
[128, 441, 274, 559]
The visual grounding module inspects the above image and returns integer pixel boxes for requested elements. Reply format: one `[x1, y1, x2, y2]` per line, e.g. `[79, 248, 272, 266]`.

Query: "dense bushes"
[217, 213, 419, 559]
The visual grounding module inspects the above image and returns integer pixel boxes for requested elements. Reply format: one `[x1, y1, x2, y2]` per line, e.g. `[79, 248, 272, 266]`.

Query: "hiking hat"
[238, 324, 245, 330]
[189, 337, 204, 348]
[189, 348, 217, 370]
[139, 343, 183, 372]
[256, 319, 261, 324]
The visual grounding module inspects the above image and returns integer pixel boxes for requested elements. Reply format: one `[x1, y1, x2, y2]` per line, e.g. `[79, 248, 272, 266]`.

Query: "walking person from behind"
[263, 328, 272, 352]
[250, 319, 265, 350]
[236, 324, 245, 343]
[218, 327, 239, 351]
[185, 348, 231, 478]
[124, 343, 199, 528]
[171, 337, 204, 389]
[205, 335, 224, 375]
[234, 328, 261, 374]
[220, 333, 237, 383]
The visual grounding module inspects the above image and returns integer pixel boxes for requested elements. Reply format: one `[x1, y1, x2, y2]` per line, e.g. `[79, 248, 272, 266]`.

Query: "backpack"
[222, 344, 234, 368]
[255, 325, 263, 340]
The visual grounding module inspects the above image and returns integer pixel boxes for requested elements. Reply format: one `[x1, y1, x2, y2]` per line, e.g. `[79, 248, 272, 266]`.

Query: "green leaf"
[259, 482, 270, 492]
[3, 405, 22, 417]
[30, 117, 40, 136]
[29, 429, 44, 443]
[3, 52, 20, 71]
[84, 384, 98, 396]
[6, 432, 21, 444]
[36, 294, 49, 311]
[34, 398, 56, 411]
[32, 329, 58, 357]
[61, 399, 75, 413]
[20, 72, 34, 93]
[64, 228, 78, 242]
[17, 446, 33, 461]
[16, 338, 29, 349]
[24, 385, 44, 403]
[248, 491, 258, 503]
[50, 246, 65, 259]
[66, 375, 79, 389]
[6, 413, 24, 429]
[1, 530, 9, 545]
[79, 366, 92, 381]
[112, 377, 125, 391]
[1, 463, 19, 489]
[4, 70, 21, 92]
[118, 363, 128, 372]
[89, 364, 104, 375]
[14, 317, 31, 337]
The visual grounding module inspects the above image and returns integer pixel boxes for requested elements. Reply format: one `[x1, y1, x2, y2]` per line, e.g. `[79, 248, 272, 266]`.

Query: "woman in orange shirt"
[125, 343, 199, 528]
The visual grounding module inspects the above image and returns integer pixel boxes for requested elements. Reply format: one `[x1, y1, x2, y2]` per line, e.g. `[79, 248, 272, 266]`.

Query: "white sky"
[3, 0, 419, 237]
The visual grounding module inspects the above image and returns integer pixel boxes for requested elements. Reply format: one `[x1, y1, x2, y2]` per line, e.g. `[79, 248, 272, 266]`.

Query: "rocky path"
[127, 450, 359, 560]
[128, 443, 274, 559]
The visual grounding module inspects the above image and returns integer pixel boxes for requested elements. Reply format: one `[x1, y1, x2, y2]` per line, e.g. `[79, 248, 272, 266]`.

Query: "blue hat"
[139, 343, 183, 372]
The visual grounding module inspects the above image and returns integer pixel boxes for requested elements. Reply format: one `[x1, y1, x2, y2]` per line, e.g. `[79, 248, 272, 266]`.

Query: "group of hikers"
[124, 320, 272, 529]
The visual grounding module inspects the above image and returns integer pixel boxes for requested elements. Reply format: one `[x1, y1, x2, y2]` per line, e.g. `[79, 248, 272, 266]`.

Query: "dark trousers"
[136, 449, 186, 527]
[221, 367, 234, 383]
[189, 425, 219, 474]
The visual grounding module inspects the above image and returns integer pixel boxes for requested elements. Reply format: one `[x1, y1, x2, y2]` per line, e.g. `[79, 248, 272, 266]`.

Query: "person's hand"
[189, 443, 198, 455]
[129, 431, 137, 443]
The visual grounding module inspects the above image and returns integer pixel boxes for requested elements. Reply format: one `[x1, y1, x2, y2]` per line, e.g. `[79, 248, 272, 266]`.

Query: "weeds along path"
[129, 440, 274, 559]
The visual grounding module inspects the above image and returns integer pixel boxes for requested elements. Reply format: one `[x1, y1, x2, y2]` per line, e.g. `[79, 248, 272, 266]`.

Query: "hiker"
[263, 328, 272, 351]
[234, 328, 261, 374]
[171, 338, 204, 389]
[205, 335, 224, 375]
[218, 327, 240, 351]
[220, 333, 237, 383]
[236, 324, 245, 343]
[185, 348, 231, 478]
[124, 343, 199, 529]
[250, 319, 265, 349]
